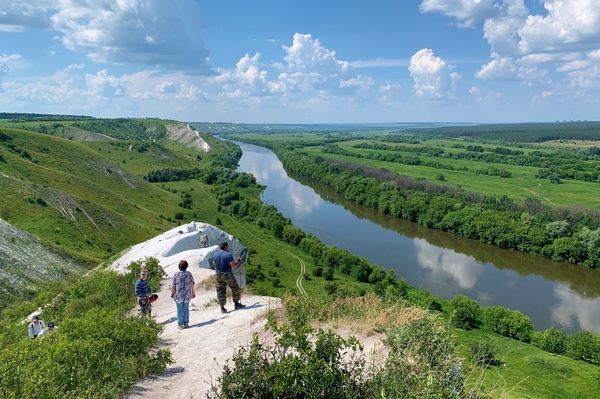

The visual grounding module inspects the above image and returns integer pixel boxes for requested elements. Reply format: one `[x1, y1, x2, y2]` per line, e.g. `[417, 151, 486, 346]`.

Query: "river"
[234, 140, 600, 334]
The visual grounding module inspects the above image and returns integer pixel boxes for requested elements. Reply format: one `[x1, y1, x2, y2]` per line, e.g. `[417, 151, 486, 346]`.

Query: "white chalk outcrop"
[110, 221, 246, 287]
[166, 123, 212, 153]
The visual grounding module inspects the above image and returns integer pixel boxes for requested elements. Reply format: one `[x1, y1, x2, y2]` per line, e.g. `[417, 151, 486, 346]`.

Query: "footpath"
[125, 266, 281, 399]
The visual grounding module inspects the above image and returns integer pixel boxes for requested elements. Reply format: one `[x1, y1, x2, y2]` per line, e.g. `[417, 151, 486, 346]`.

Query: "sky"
[0, 0, 599, 124]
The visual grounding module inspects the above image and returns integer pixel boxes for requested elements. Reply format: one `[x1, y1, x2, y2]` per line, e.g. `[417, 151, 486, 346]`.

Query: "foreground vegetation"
[1, 115, 599, 397]
[0, 258, 171, 398]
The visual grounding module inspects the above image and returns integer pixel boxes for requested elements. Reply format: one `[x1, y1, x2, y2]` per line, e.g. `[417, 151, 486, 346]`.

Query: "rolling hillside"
[0, 119, 227, 305]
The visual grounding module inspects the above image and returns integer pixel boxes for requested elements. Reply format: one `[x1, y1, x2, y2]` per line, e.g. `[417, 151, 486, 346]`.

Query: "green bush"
[0, 308, 172, 398]
[481, 306, 533, 342]
[374, 317, 481, 398]
[450, 294, 480, 329]
[531, 326, 567, 355]
[209, 314, 367, 398]
[209, 304, 482, 399]
[566, 330, 600, 364]
[470, 341, 498, 367]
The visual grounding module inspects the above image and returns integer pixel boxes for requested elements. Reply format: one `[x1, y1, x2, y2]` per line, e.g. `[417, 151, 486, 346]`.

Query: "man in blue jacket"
[212, 241, 246, 313]
[134, 269, 153, 316]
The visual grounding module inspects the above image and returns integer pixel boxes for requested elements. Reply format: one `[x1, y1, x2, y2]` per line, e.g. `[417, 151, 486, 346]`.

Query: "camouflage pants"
[138, 297, 151, 315]
[215, 273, 241, 306]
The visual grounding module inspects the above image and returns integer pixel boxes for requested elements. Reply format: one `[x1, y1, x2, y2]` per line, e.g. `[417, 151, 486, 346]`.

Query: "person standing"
[135, 269, 153, 316]
[28, 315, 45, 339]
[171, 260, 196, 329]
[211, 241, 246, 313]
[37, 321, 56, 337]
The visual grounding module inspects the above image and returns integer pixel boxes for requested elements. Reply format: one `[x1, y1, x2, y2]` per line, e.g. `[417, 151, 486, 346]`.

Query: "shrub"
[209, 314, 367, 398]
[470, 341, 498, 367]
[450, 294, 480, 329]
[531, 326, 567, 355]
[482, 306, 533, 342]
[374, 317, 481, 398]
[566, 330, 600, 364]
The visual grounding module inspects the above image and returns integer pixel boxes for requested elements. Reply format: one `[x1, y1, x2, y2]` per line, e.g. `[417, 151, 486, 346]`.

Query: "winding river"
[234, 140, 600, 334]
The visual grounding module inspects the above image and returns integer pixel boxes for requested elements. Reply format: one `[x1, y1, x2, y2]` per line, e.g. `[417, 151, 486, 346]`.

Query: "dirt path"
[522, 185, 555, 205]
[125, 267, 281, 399]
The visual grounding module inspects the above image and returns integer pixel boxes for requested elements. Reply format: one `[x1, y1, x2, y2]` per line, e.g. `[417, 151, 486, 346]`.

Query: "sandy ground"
[125, 266, 282, 399]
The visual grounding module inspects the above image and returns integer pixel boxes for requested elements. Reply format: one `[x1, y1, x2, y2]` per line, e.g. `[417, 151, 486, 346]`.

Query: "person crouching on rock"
[211, 241, 245, 313]
[171, 260, 196, 330]
[135, 269, 152, 316]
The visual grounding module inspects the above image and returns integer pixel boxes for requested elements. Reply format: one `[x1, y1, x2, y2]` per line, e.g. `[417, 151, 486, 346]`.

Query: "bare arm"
[230, 256, 243, 270]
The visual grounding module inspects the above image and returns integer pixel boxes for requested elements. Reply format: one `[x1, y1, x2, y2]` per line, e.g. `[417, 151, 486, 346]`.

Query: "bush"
[0, 308, 172, 398]
[470, 341, 498, 367]
[566, 330, 600, 364]
[209, 310, 481, 399]
[481, 306, 533, 342]
[374, 317, 481, 398]
[450, 294, 480, 329]
[531, 326, 567, 355]
[209, 314, 367, 398]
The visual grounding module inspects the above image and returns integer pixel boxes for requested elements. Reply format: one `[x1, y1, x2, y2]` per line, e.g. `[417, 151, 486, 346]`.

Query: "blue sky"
[0, 0, 599, 124]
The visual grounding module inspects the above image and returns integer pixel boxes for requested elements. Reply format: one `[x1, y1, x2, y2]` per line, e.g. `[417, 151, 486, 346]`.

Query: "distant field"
[224, 131, 600, 210]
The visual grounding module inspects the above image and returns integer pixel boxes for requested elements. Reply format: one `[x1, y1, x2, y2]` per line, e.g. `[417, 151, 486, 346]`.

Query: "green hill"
[0, 120, 228, 304]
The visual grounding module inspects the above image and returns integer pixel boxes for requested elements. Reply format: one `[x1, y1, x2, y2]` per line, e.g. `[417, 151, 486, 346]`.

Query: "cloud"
[0, 53, 26, 75]
[0, 1, 52, 32]
[409, 48, 460, 98]
[281, 33, 349, 75]
[1, 0, 212, 72]
[518, 0, 600, 54]
[476, 53, 518, 80]
[419, 0, 500, 28]
[482, 0, 528, 55]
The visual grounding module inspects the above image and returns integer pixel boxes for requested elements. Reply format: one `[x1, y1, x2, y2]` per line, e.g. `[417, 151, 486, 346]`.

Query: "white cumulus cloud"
[409, 48, 460, 98]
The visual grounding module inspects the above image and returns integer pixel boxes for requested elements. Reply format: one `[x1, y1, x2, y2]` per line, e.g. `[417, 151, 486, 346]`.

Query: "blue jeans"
[175, 302, 190, 326]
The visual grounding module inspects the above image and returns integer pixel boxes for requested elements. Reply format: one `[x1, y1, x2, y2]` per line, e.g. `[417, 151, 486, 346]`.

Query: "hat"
[220, 241, 229, 249]
[32, 315, 39, 321]
[48, 322, 55, 328]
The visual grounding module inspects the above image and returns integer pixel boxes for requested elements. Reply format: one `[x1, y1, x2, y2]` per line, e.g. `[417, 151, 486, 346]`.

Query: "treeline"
[72, 118, 169, 141]
[259, 144, 600, 269]
[322, 143, 513, 178]
[406, 121, 600, 142]
[345, 141, 600, 183]
[0, 112, 94, 122]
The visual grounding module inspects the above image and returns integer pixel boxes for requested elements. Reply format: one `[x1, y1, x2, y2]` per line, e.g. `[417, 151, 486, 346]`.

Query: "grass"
[224, 133, 600, 209]
[455, 329, 600, 399]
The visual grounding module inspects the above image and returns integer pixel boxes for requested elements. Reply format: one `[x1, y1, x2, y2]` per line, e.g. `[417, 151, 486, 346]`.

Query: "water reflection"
[552, 285, 600, 333]
[234, 140, 600, 334]
[414, 239, 485, 291]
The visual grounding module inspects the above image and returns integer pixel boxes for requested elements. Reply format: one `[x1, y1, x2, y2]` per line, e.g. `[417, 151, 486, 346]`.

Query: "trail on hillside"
[522, 185, 555, 205]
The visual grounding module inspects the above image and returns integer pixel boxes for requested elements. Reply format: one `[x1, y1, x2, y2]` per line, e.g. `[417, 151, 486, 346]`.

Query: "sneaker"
[184, 323, 189, 328]
[234, 302, 246, 310]
[177, 325, 185, 330]
[220, 306, 228, 314]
